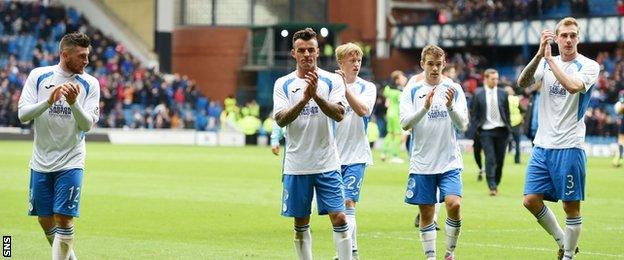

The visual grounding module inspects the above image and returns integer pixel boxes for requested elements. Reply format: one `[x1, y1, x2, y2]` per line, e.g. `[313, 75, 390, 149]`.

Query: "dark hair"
[59, 32, 91, 51]
[292, 28, 317, 45]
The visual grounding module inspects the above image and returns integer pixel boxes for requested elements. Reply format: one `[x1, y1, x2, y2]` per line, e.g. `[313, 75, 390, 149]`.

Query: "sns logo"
[2, 236, 10, 257]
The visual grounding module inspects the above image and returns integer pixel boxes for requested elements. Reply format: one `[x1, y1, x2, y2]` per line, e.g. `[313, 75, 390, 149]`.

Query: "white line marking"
[362, 232, 624, 258]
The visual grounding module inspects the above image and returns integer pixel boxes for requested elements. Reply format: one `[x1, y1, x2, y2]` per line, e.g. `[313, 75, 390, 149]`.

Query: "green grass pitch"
[1, 140, 623, 259]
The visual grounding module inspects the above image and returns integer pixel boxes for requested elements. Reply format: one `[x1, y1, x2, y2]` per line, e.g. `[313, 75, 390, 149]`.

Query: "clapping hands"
[303, 71, 318, 101]
[424, 86, 455, 110]
[48, 82, 80, 106]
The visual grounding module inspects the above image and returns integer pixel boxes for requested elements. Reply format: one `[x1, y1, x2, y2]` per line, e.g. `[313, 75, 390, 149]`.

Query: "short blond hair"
[335, 42, 363, 61]
[555, 17, 580, 35]
[420, 44, 445, 62]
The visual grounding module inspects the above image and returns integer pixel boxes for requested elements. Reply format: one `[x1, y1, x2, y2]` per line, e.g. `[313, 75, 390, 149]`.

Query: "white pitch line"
[361, 233, 624, 258]
[461, 242, 624, 258]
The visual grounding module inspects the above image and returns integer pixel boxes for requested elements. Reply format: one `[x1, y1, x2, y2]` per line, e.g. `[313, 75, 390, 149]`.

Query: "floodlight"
[320, 27, 329, 37]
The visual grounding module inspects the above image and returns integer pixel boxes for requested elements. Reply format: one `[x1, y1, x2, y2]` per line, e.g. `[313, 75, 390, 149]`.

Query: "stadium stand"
[0, 0, 622, 140]
[0, 1, 229, 132]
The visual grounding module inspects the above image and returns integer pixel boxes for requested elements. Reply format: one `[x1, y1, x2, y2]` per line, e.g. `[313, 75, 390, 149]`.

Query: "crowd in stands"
[0, 1, 223, 131]
[0, 1, 622, 140]
[436, 0, 593, 23]
[395, 0, 615, 25]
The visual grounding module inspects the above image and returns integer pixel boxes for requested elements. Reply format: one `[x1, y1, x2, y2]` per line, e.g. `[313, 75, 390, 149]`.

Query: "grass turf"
[0, 140, 622, 259]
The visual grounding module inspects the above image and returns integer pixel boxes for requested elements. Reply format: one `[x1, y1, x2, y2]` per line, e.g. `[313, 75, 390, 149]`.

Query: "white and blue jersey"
[19, 64, 99, 217]
[273, 68, 347, 217]
[335, 77, 376, 166]
[272, 68, 346, 175]
[532, 54, 599, 149]
[18, 65, 100, 172]
[399, 79, 469, 174]
[400, 78, 467, 204]
[334, 77, 375, 203]
[524, 54, 599, 202]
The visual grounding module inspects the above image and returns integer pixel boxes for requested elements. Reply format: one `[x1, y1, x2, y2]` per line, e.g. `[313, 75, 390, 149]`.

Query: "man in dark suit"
[470, 69, 511, 196]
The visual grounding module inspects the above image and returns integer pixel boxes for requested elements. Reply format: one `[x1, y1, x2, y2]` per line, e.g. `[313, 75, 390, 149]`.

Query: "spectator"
[506, 86, 523, 164]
